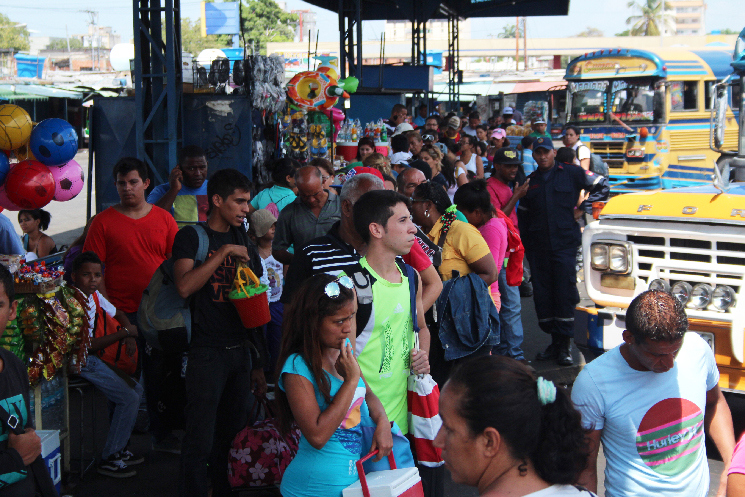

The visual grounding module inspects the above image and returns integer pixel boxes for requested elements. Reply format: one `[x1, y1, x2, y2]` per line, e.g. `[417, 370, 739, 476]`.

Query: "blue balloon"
[0, 154, 8, 184]
[28, 118, 78, 167]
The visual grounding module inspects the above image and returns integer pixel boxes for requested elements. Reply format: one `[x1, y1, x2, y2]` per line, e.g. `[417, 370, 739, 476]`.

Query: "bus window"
[568, 81, 608, 122]
[704, 81, 715, 110]
[611, 84, 656, 122]
[671, 81, 698, 111]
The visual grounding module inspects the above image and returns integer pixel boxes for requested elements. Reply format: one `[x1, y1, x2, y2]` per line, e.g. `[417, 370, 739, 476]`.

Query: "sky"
[5, 0, 744, 46]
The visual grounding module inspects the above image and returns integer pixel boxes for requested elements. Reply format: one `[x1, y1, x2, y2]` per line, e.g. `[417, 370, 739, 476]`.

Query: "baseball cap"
[447, 116, 461, 129]
[344, 166, 384, 183]
[389, 151, 413, 165]
[392, 123, 414, 137]
[503, 106, 514, 114]
[533, 137, 554, 150]
[490, 128, 506, 140]
[249, 209, 277, 238]
[492, 147, 522, 166]
[421, 132, 436, 142]
[533, 118, 546, 124]
[521, 135, 535, 148]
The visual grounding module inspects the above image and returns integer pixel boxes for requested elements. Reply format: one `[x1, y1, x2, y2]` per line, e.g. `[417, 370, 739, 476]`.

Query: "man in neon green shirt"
[351, 190, 430, 435]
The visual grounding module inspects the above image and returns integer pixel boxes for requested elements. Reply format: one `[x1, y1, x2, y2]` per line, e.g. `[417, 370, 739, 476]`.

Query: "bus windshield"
[568, 81, 608, 123]
[567, 79, 664, 125]
[610, 81, 657, 122]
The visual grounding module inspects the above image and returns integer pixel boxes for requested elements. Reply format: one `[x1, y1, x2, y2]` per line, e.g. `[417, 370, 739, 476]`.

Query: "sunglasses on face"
[324, 275, 354, 298]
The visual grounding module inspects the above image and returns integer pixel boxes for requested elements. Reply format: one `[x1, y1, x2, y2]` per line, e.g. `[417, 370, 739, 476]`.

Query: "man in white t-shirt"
[562, 125, 591, 170]
[572, 290, 735, 497]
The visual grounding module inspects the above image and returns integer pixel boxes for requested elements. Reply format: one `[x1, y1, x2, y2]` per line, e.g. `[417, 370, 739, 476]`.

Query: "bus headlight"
[591, 241, 632, 274]
[671, 281, 693, 306]
[609, 245, 630, 273]
[689, 283, 713, 310]
[591, 244, 609, 271]
[649, 279, 670, 292]
[711, 286, 736, 311]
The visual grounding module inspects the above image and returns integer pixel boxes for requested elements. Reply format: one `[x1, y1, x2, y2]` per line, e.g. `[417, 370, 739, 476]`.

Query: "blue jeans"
[79, 355, 143, 459]
[493, 266, 525, 360]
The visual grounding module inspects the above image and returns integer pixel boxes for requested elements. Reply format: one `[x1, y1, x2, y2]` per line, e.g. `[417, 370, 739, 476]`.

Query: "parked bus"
[573, 30, 745, 394]
[564, 48, 740, 192]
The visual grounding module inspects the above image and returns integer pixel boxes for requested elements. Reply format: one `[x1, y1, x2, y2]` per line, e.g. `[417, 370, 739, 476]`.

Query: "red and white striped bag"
[406, 371, 444, 467]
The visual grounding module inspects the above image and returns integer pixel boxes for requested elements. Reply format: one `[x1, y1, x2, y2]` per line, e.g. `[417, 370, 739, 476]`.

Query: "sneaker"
[119, 449, 144, 466]
[152, 434, 182, 454]
[97, 456, 136, 478]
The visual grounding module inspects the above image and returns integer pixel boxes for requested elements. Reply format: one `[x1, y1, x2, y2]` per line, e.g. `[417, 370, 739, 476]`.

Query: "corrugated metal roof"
[433, 81, 515, 96]
[0, 85, 83, 99]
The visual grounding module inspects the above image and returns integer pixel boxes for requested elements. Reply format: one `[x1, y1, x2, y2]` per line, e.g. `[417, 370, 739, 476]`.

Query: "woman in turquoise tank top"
[276, 273, 393, 497]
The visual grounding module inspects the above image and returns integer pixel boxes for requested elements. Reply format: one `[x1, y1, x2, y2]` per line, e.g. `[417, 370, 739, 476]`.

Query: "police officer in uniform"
[518, 137, 608, 366]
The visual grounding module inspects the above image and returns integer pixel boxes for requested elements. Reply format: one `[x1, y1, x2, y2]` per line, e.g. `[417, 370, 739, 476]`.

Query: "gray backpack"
[138, 224, 209, 352]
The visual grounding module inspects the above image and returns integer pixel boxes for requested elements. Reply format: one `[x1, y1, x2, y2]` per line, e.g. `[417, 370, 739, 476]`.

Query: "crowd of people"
[0, 103, 741, 497]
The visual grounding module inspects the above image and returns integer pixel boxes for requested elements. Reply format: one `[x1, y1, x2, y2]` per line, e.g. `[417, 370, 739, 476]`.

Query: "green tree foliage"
[0, 13, 29, 51]
[497, 23, 516, 39]
[575, 27, 604, 37]
[45, 38, 84, 51]
[709, 28, 739, 35]
[179, 17, 232, 55]
[239, 0, 298, 54]
[626, 0, 674, 36]
[616, 29, 632, 36]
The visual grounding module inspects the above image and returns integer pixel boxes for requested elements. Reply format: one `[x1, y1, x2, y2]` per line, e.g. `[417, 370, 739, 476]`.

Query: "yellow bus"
[564, 48, 740, 192]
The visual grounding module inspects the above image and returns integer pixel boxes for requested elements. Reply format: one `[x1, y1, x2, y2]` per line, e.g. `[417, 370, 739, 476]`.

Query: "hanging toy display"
[308, 123, 328, 158]
[286, 57, 359, 111]
[287, 111, 309, 163]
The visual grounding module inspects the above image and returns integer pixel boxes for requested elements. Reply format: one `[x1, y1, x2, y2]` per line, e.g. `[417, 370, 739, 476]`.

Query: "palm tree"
[497, 24, 516, 39]
[626, 0, 674, 36]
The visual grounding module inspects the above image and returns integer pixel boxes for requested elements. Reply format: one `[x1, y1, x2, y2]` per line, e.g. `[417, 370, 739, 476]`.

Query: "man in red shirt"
[84, 157, 180, 453]
[485, 148, 530, 363]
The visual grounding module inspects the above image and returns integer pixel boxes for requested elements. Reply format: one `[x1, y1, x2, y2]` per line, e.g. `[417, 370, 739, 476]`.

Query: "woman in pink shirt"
[453, 180, 508, 311]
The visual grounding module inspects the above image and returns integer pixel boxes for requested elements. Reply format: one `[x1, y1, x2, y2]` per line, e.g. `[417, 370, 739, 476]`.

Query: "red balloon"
[5, 160, 55, 209]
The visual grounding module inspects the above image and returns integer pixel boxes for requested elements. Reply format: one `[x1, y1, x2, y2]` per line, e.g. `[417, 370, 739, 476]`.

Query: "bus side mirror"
[712, 83, 727, 150]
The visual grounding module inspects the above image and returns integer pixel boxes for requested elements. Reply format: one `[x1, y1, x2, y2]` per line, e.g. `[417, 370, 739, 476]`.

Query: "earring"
[425, 210, 430, 218]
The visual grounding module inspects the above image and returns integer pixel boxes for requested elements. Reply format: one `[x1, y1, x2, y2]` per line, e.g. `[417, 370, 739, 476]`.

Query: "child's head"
[249, 209, 277, 244]
[0, 265, 16, 330]
[71, 251, 103, 296]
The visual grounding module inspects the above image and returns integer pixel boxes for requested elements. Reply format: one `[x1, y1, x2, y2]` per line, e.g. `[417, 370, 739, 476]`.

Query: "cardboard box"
[38, 430, 61, 493]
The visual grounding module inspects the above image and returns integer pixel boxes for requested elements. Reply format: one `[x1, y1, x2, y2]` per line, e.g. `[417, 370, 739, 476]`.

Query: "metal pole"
[515, 17, 519, 71]
[523, 18, 527, 71]
[338, 0, 345, 80]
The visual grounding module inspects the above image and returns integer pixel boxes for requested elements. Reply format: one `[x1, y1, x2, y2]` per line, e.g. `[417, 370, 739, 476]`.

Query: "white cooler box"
[343, 467, 423, 497]
[37, 430, 61, 493]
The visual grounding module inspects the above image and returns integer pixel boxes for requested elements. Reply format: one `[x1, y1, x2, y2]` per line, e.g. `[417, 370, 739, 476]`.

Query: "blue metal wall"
[92, 94, 253, 214]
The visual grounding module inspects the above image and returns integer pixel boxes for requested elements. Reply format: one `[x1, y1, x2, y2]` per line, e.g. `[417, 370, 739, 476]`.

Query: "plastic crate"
[38, 430, 61, 494]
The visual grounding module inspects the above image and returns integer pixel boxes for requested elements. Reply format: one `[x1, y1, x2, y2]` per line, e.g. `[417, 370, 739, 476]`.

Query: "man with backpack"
[172, 168, 266, 497]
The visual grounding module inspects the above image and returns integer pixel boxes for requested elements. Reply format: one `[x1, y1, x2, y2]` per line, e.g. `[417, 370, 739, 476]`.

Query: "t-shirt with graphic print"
[172, 223, 263, 348]
[354, 257, 414, 435]
[0, 348, 35, 497]
[147, 181, 209, 228]
[571, 332, 718, 497]
[278, 353, 368, 497]
[262, 254, 283, 303]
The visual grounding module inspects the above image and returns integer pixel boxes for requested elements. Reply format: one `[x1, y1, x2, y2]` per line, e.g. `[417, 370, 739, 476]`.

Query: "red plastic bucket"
[230, 290, 271, 328]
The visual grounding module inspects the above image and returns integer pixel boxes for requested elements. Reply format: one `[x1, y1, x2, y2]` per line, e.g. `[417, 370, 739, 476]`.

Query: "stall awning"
[0, 90, 48, 102]
[433, 81, 515, 96]
[510, 81, 566, 93]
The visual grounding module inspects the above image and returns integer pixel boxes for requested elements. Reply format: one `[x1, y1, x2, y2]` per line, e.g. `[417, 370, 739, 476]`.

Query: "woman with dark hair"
[18, 208, 56, 257]
[276, 273, 392, 497]
[410, 181, 497, 285]
[435, 355, 594, 496]
[443, 139, 468, 187]
[355, 136, 376, 162]
[453, 180, 507, 311]
[459, 134, 485, 179]
[249, 157, 301, 214]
